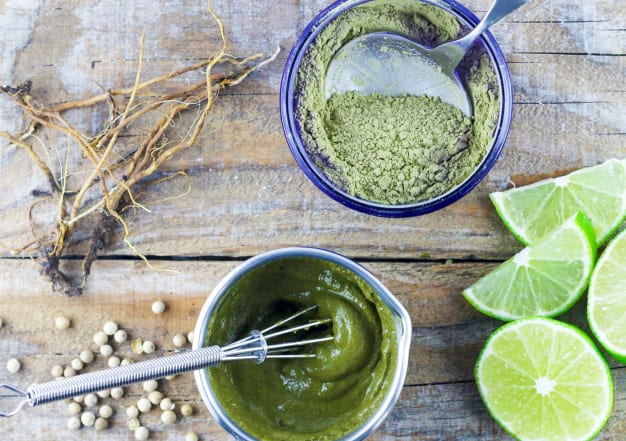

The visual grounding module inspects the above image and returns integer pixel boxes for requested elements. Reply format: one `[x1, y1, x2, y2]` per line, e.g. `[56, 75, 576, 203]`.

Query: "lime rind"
[475, 317, 614, 441]
[588, 227, 626, 364]
[490, 158, 626, 246]
[463, 212, 597, 321]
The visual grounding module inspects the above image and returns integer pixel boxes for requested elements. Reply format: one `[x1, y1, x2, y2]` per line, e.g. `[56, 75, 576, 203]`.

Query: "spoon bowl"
[325, 0, 530, 117]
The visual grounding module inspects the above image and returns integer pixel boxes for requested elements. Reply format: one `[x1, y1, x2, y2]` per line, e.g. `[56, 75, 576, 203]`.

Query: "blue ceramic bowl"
[280, 0, 513, 217]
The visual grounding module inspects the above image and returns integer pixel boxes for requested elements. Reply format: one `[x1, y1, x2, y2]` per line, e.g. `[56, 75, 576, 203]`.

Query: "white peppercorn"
[114, 329, 128, 344]
[161, 409, 177, 425]
[93, 331, 108, 346]
[54, 316, 71, 330]
[67, 402, 82, 416]
[70, 358, 84, 371]
[159, 397, 174, 411]
[187, 331, 194, 344]
[67, 416, 81, 430]
[73, 395, 84, 403]
[94, 416, 108, 431]
[142, 340, 156, 354]
[180, 403, 193, 417]
[110, 387, 124, 399]
[151, 300, 166, 314]
[63, 366, 76, 378]
[137, 397, 152, 413]
[51, 364, 64, 378]
[84, 393, 98, 408]
[186, 432, 199, 441]
[172, 333, 186, 348]
[6, 358, 21, 373]
[102, 320, 118, 336]
[121, 358, 132, 366]
[80, 411, 96, 427]
[127, 416, 141, 431]
[79, 350, 94, 364]
[99, 404, 113, 419]
[100, 344, 113, 357]
[131, 338, 144, 354]
[142, 379, 158, 393]
[148, 390, 163, 405]
[126, 405, 139, 419]
[96, 389, 110, 399]
[135, 426, 149, 440]
[107, 356, 121, 368]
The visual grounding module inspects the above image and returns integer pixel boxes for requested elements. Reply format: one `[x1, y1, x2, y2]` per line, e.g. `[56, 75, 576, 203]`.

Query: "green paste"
[206, 257, 398, 440]
[296, 0, 501, 205]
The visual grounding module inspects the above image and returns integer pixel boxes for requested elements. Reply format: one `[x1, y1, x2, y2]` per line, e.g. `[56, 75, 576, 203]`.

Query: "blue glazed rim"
[280, 0, 513, 218]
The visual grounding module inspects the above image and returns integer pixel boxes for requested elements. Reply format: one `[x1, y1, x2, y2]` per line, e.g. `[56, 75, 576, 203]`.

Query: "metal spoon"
[325, 0, 530, 116]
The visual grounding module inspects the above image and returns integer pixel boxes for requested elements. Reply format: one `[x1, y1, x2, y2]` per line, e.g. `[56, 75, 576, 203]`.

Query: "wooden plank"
[1, 0, 624, 263]
[0, 259, 624, 440]
[1, 97, 624, 261]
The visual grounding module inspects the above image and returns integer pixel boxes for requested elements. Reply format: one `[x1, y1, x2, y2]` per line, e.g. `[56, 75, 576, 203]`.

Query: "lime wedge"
[588, 227, 626, 363]
[463, 212, 596, 321]
[476, 317, 613, 441]
[490, 158, 626, 246]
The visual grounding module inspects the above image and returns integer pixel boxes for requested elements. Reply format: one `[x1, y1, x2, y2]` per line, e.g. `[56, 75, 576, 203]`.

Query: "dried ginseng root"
[0, 2, 277, 296]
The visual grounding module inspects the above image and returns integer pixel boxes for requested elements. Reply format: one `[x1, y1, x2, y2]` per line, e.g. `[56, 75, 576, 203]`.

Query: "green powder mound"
[295, 0, 501, 206]
[324, 92, 472, 204]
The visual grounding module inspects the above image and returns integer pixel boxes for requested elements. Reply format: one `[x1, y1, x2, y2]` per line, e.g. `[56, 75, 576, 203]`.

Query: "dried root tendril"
[0, 1, 279, 296]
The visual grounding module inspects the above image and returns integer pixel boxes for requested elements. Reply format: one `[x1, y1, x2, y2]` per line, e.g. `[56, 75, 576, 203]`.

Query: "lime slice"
[490, 158, 626, 246]
[476, 318, 613, 441]
[588, 227, 626, 363]
[463, 212, 596, 321]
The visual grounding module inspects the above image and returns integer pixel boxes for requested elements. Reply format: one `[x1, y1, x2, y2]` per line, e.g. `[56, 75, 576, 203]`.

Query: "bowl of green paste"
[280, 0, 512, 217]
[193, 247, 411, 440]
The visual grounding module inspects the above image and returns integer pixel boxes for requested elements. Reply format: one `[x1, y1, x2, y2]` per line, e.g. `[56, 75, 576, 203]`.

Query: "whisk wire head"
[221, 306, 332, 363]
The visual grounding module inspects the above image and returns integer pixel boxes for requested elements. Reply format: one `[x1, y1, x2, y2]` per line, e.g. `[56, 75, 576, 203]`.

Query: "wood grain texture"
[0, 260, 624, 440]
[0, 0, 625, 440]
[0, 0, 624, 261]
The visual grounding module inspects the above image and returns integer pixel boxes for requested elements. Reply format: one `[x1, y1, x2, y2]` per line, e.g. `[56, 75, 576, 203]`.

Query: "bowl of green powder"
[280, 0, 513, 217]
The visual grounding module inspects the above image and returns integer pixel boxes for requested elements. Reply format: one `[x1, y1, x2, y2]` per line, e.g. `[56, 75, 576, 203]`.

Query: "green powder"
[295, 0, 501, 205]
[325, 92, 471, 204]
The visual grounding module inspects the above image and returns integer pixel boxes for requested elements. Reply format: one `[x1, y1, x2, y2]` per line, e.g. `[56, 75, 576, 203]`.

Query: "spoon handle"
[435, 0, 531, 67]
[472, 0, 530, 37]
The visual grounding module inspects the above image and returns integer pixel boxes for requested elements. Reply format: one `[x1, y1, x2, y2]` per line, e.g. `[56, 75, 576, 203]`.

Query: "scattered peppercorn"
[54, 316, 71, 330]
[151, 300, 166, 314]
[135, 426, 149, 440]
[6, 358, 21, 373]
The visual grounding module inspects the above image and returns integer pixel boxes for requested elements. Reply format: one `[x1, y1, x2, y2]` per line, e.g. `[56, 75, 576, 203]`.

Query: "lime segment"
[490, 158, 626, 246]
[463, 212, 596, 321]
[476, 317, 613, 441]
[588, 227, 626, 363]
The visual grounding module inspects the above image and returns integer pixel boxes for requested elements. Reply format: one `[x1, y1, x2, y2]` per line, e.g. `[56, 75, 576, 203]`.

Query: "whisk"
[0, 305, 332, 417]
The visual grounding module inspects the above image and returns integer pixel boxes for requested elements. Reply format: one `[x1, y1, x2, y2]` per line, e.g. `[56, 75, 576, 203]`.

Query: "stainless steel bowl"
[193, 247, 412, 440]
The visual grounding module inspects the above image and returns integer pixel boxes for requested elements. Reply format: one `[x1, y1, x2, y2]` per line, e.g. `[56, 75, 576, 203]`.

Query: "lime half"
[463, 212, 596, 321]
[588, 227, 626, 363]
[490, 158, 626, 246]
[476, 317, 613, 441]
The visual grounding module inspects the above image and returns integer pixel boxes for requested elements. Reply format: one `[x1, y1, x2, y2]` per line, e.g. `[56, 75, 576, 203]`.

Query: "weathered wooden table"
[0, 0, 624, 439]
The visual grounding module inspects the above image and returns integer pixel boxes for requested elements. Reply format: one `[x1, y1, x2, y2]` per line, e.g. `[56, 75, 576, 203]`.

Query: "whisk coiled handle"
[1, 306, 330, 417]
[27, 346, 224, 407]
